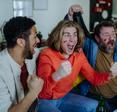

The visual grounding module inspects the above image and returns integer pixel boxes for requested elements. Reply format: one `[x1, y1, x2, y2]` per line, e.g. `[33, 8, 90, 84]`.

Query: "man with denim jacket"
[84, 21, 117, 111]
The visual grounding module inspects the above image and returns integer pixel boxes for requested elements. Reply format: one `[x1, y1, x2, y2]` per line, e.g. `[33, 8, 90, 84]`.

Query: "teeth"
[68, 45, 74, 50]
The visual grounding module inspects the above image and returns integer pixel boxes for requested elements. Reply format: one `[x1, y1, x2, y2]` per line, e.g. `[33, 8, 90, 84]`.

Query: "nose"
[69, 35, 75, 42]
[109, 35, 116, 41]
[36, 37, 40, 44]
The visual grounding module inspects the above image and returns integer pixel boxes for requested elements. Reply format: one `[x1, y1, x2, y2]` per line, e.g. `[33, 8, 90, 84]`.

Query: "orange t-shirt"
[37, 48, 109, 99]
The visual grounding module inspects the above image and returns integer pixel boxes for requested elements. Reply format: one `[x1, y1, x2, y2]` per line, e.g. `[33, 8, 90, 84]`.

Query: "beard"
[23, 40, 33, 59]
[99, 40, 115, 53]
[25, 48, 33, 59]
[99, 45, 113, 53]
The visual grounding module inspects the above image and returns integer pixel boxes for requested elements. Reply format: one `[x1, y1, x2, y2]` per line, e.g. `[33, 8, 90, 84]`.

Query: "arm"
[80, 52, 109, 86]
[8, 91, 38, 112]
[0, 73, 31, 112]
[8, 75, 43, 112]
[0, 77, 13, 112]
[37, 53, 71, 97]
[37, 54, 58, 97]
[64, 4, 83, 21]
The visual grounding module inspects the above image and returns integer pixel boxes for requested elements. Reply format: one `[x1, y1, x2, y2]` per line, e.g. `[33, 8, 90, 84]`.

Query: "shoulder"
[0, 50, 6, 64]
[0, 49, 6, 57]
[40, 47, 56, 56]
[0, 49, 8, 63]
[73, 51, 86, 60]
[74, 51, 85, 56]
[38, 47, 53, 62]
[0, 49, 10, 76]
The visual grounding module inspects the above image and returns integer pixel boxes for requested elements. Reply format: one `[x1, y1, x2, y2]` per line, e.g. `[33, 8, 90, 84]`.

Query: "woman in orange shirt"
[36, 20, 111, 112]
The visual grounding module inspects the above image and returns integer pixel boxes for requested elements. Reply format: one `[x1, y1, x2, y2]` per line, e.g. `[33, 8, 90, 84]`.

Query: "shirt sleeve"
[80, 52, 109, 86]
[37, 54, 57, 98]
[0, 73, 12, 112]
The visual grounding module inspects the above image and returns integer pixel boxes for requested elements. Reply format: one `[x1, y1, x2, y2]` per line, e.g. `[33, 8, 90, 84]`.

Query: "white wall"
[33, 0, 90, 39]
[0, 0, 89, 39]
[112, 0, 117, 17]
[0, 0, 13, 26]
[0, 0, 13, 41]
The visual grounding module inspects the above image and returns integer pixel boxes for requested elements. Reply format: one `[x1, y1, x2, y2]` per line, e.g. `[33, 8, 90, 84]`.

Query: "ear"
[17, 38, 25, 47]
[95, 35, 100, 43]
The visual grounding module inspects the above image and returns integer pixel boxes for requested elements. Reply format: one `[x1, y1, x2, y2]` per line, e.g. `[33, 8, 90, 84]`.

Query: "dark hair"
[3, 16, 35, 48]
[94, 21, 115, 37]
[47, 20, 84, 52]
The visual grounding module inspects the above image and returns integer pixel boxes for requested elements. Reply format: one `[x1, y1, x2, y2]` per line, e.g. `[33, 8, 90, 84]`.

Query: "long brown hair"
[47, 20, 84, 52]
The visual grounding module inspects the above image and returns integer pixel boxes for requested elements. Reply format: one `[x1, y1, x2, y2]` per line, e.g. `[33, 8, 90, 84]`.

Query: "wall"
[0, 0, 13, 41]
[112, 0, 117, 17]
[33, 0, 90, 39]
[0, 0, 89, 39]
[0, 0, 13, 26]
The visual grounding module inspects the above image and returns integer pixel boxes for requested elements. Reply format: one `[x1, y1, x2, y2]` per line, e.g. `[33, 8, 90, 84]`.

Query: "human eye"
[33, 32, 38, 38]
[74, 32, 77, 37]
[63, 32, 70, 37]
[112, 32, 116, 36]
[102, 33, 109, 37]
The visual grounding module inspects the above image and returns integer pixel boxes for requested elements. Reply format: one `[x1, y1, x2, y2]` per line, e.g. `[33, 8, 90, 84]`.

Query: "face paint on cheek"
[103, 38, 107, 42]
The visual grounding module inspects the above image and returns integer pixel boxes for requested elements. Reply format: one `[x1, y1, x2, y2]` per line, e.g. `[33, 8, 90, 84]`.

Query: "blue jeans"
[35, 93, 98, 112]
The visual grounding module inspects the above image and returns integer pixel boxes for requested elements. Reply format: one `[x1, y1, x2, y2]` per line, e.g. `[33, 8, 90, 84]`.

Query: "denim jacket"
[83, 37, 117, 68]
[79, 37, 117, 96]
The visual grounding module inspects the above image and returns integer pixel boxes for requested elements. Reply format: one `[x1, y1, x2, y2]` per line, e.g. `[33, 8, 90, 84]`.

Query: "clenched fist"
[110, 62, 117, 77]
[27, 75, 44, 97]
[52, 61, 72, 81]
[68, 4, 83, 20]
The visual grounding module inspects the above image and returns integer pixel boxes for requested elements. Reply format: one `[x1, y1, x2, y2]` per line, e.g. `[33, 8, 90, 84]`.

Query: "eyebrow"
[101, 31, 115, 34]
[63, 32, 77, 34]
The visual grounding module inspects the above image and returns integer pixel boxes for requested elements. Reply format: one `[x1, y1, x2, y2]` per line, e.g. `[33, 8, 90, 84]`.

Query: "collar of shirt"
[5, 48, 21, 77]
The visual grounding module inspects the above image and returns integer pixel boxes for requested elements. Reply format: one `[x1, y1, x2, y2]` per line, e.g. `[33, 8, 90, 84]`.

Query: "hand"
[27, 75, 44, 96]
[52, 61, 72, 81]
[68, 4, 83, 20]
[110, 62, 117, 77]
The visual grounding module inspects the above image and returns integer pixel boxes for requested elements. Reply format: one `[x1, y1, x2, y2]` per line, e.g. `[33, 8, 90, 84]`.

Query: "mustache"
[99, 39, 116, 53]
[107, 39, 115, 46]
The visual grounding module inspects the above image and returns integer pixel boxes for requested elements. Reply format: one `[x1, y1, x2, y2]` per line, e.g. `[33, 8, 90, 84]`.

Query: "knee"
[85, 99, 98, 112]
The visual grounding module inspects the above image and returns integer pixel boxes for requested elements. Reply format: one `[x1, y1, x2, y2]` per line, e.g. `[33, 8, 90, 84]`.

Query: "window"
[13, 0, 33, 17]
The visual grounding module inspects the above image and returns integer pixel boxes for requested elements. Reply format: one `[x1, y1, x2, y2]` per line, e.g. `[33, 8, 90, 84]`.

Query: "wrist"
[28, 90, 38, 100]
[68, 14, 73, 21]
